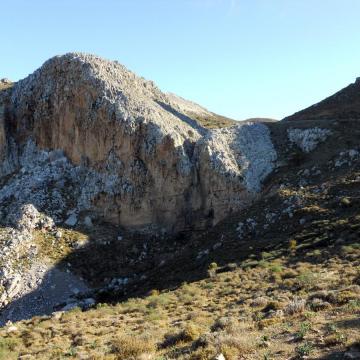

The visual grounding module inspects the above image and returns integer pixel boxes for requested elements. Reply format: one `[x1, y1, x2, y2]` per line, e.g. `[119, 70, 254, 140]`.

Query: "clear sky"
[1, 0, 360, 120]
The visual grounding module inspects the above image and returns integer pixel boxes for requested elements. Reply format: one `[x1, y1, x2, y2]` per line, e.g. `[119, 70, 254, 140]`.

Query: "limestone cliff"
[0, 53, 277, 233]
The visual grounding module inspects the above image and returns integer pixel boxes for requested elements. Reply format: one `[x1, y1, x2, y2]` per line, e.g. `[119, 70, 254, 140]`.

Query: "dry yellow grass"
[0, 247, 358, 359]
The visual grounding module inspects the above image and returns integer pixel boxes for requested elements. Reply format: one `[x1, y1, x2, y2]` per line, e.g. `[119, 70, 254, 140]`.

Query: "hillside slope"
[166, 93, 237, 129]
[0, 119, 359, 359]
[284, 78, 360, 121]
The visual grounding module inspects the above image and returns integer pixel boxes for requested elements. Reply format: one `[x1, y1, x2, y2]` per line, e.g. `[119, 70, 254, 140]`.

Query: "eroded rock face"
[0, 53, 278, 233]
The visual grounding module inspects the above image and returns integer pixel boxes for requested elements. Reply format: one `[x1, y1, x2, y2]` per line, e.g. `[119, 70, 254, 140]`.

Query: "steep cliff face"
[0, 53, 277, 233]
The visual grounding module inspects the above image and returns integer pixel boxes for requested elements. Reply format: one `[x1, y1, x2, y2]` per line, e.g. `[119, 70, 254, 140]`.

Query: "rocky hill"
[0, 54, 359, 359]
[284, 77, 360, 121]
[0, 53, 277, 235]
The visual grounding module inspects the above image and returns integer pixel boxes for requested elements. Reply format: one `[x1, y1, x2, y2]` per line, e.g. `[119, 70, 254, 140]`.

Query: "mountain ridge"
[284, 77, 360, 121]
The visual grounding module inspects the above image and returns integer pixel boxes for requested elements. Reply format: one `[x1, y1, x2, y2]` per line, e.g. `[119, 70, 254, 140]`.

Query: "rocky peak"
[0, 53, 279, 234]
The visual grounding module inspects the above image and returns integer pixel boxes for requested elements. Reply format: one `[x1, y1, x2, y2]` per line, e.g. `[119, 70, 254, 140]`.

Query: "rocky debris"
[0, 230, 39, 310]
[106, 277, 129, 292]
[233, 186, 314, 239]
[282, 194, 303, 218]
[334, 148, 360, 168]
[9, 204, 54, 232]
[0, 263, 89, 325]
[344, 346, 360, 359]
[4, 274, 22, 299]
[196, 249, 210, 260]
[0, 222, 40, 308]
[297, 166, 322, 179]
[0, 200, 86, 316]
[236, 218, 257, 239]
[287, 127, 332, 153]
[0, 212, 50, 309]
[58, 297, 95, 312]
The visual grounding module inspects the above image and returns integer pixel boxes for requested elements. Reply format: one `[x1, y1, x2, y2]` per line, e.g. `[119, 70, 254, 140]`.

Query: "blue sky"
[1, 0, 360, 120]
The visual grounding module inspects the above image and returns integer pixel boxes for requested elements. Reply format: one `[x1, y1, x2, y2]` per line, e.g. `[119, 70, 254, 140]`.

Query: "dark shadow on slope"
[316, 341, 360, 359]
[316, 351, 352, 360]
[2, 200, 359, 325]
[2, 182, 360, 324]
[334, 318, 360, 329]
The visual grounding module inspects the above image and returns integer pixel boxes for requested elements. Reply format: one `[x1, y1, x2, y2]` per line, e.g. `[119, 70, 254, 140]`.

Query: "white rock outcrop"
[287, 127, 332, 153]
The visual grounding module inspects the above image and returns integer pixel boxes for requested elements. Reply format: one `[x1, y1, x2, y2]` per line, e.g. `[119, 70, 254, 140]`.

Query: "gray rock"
[60, 302, 79, 312]
[82, 298, 96, 308]
[65, 214, 78, 227]
[344, 352, 360, 359]
[83, 216, 93, 227]
[288, 127, 332, 153]
[215, 354, 226, 360]
[349, 149, 359, 158]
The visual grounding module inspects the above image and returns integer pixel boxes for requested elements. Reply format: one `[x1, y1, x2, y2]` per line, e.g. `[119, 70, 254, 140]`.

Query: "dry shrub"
[250, 296, 269, 308]
[110, 334, 155, 360]
[0, 338, 19, 360]
[215, 331, 255, 359]
[308, 298, 331, 311]
[284, 298, 306, 315]
[281, 269, 298, 279]
[324, 333, 347, 347]
[162, 323, 202, 348]
[336, 288, 360, 305]
[189, 345, 216, 360]
[258, 316, 282, 329]
[183, 323, 202, 342]
[211, 317, 233, 332]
